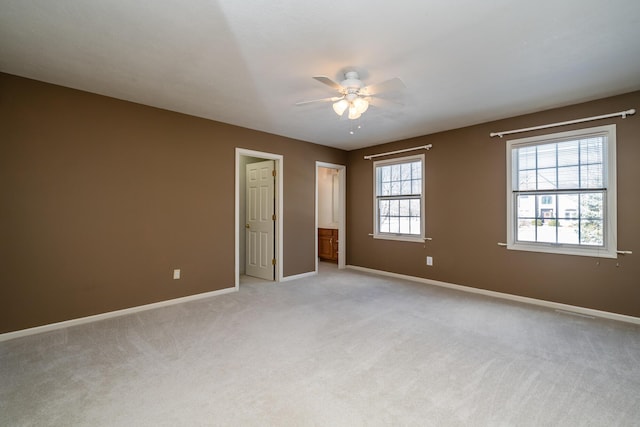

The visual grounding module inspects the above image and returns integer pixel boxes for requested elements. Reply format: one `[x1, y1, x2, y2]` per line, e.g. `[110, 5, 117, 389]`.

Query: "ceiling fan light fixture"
[332, 99, 349, 116]
[353, 97, 369, 114]
[348, 105, 361, 120]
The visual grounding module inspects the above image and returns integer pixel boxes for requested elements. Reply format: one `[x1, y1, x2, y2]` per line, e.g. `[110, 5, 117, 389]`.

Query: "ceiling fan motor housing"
[341, 71, 364, 92]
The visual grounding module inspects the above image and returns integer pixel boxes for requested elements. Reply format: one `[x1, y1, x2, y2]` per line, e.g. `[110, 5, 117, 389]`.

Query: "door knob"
[245, 224, 250, 229]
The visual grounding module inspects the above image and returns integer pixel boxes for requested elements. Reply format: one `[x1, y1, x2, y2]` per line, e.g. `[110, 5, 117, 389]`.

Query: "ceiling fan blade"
[368, 96, 404, 109]
[313, 76, 344, 92]
[295, 96, 343, 106]
[361, 77, 405, 96]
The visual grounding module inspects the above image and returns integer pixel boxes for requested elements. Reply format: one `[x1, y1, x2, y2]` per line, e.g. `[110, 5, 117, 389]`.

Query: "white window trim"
[373, 154, 425, 243]
[506, 124, 617, 258]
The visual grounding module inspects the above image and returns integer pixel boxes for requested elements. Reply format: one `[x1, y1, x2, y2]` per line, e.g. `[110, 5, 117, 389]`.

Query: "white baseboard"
[346, 265, 640, 325]
[281, 271, 317, 282]
[0, 286, 238, 343]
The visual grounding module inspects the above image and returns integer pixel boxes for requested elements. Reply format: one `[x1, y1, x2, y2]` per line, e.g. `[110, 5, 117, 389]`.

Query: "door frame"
[236, 148, 283, 288]
[315, 162, 346, 271]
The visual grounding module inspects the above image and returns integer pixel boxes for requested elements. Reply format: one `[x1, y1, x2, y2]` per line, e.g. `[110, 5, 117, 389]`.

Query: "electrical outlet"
[426, 256, 433, 266]
[173, 269, 181, 280]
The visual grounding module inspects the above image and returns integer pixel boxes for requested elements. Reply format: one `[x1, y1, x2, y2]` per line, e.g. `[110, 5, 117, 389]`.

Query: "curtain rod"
[364, 144, 432, 160]
[490, 109, 635, 138]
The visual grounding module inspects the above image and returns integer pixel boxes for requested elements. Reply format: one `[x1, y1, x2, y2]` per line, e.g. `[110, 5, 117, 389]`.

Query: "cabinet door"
[318, 229, 337, 261]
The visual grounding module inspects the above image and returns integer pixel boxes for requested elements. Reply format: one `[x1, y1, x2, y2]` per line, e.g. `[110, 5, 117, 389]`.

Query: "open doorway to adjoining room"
[316, 162, 346, 272]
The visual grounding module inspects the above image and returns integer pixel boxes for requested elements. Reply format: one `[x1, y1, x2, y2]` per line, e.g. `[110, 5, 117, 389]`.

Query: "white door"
[246, 160, 275, 280]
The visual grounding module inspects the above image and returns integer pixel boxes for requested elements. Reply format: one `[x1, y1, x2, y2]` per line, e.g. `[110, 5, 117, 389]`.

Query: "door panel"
[246, 160, 275, 280]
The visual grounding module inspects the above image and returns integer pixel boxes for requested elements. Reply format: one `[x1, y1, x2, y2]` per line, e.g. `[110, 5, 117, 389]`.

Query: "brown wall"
[347, 91, 640, 317]
[0, 73, 346, 333]
[2, 72, 638, 334]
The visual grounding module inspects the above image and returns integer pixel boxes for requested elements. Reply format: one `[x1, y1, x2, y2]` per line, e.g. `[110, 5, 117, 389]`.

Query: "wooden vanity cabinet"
[318, 228, 338, 263]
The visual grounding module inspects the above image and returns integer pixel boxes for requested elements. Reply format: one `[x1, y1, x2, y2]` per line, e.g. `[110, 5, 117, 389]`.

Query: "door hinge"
[272, 214, 277, 221]
[272, 170, 276, 177]
[272, 258, 276, 266]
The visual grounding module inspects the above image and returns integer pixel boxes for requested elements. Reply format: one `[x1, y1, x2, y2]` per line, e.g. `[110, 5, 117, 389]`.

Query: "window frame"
[372, 154, 425, 243]
[506, 124, 617, 258]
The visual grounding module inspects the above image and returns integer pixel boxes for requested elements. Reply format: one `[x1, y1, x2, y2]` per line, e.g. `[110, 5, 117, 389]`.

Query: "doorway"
[316, 162, 346, 271]
[236, 149, 283, 288]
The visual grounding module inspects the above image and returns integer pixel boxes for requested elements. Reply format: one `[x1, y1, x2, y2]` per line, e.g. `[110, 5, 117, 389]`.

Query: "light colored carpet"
[2, 263, 640, 426]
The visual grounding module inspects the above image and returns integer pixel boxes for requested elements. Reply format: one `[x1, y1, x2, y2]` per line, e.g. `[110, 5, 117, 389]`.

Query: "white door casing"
[246, 160, 275, 280]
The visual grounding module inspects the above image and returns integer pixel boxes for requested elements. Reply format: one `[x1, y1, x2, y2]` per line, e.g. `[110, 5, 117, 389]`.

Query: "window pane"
[411, 180, 421, 194]
[537, 194, 556, 220]
[378, 160, 423, 197]
[388, 217, 399, 233]
[399, 199, 410, 216]
[401, 180, 411, 195]
[517, 195, 535, 218]
[558, 194, 579, 219]
[537, 145, 556, 169]
[389, 200, 399, 216]
[557, 166, 579, 189]
[410, 199, 421, 216]
[518, 170, 537, 191]
[518, 146, 537, 170]
[537, 168, 556, 190]
[410, 217, 421, 235]
[412, 162, 421, 179]
[580, 220, 603, 246]
[379, 216, 389, 233]
[379, 200, 389, 233]
[399, 217, 411, 234]
[580, 137, 603, 164]
[580, 193, 603, 220]
[391, 164, 401, 181]
[401, 163, 412, 180]
[379, 199, 389, 216]
[515, 137, 606, 191]
[381, 166, 391, 182]
[537, 224, 556, 243]
[557, 219, 579, 244]
[377, 197, 421, 235]
[516, 219, 536, 242]
[557, 141, 579, 166]
[581, 164, 603, 188]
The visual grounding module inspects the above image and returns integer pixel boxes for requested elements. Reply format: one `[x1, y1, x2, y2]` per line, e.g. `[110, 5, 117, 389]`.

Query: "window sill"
[373, 234, 426, 243]
[507, 242, 617, 259]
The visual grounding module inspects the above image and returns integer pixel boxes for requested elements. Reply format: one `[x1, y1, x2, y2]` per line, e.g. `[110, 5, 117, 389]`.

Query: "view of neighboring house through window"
[506, 124, 617, 258]
[373, 154, 424, 242]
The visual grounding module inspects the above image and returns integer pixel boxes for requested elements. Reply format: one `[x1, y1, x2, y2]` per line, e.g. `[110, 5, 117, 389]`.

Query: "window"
[373, 154, 425, 242]
[506, 124, 617, 258]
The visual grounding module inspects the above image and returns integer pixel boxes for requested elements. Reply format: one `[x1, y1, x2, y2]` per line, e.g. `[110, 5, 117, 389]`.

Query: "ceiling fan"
[296, 71, 405, 120]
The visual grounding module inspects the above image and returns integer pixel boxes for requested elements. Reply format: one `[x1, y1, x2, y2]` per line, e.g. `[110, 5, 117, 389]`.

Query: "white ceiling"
[2, 0, 640, 151]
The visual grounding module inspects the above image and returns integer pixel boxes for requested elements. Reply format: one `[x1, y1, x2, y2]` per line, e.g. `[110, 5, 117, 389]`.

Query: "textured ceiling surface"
[1, 0, 640, 150]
